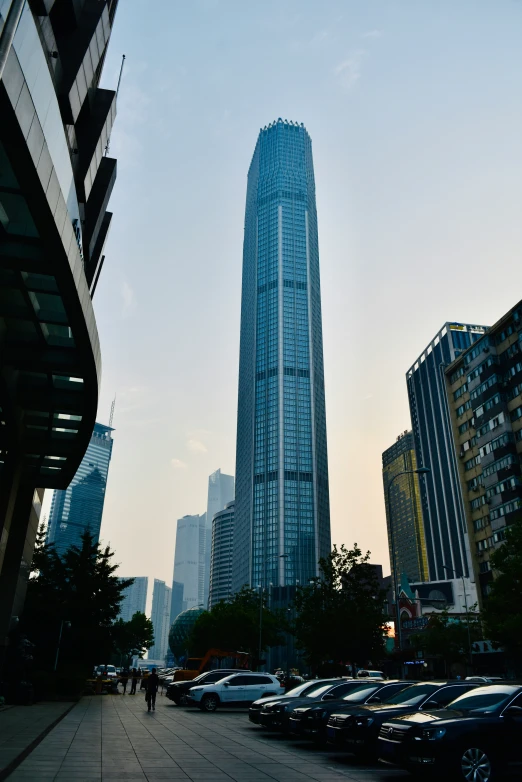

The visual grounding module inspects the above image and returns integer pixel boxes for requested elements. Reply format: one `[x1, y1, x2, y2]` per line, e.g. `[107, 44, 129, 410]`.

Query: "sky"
[42, 0, 522, 613]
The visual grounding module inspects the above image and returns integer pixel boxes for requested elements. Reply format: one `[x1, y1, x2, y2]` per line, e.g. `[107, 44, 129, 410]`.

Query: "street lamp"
[442, 564, 474, 671]
[258, 553, 288, 670]
[387, 467, 430, 667]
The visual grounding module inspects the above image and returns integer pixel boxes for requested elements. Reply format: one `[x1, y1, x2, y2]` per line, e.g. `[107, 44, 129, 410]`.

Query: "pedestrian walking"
[121, 667, 129, 694]
[145, 668, 159, 712]
[129, 668, 138, 695]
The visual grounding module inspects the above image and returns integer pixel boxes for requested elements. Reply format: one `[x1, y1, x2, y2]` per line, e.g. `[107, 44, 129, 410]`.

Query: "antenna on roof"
[105, 54, 126, 156]
[109, 396, 116, 428]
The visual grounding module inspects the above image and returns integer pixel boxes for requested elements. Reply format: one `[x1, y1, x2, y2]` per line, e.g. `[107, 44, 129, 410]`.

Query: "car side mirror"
[504, 706, 522, 719]
[223, 682, 230, 686]
[323, 693, 336, 700]
[424, 700, 440, 709]
[367, 696, 381, 704]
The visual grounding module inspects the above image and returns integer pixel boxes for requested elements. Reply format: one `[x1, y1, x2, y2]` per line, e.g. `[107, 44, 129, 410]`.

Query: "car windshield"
[383, 684, 439, 706]
[305, 682, 339, 698]
[447, 687, 519, 714]
[106, 666, 116, 672]
[342, 684, 380, 701]
[285, 681, 321, 697]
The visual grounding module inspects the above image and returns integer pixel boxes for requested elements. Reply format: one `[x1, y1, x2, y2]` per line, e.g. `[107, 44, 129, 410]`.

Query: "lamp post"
[258, 553, 288, 670]
[387, 467, 430, 668]
[442, 564, 473, 672]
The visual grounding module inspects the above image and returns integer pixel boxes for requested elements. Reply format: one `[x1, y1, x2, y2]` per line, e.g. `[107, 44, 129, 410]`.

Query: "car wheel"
[458, 746, 496, 782]
[199, 694, 219, 712]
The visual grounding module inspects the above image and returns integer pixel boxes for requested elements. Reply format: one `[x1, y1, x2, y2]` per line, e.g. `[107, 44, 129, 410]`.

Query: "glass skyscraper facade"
[406, 323, 487, 582]
[232, 119, 330, 594]
[46, 422, 114, 555]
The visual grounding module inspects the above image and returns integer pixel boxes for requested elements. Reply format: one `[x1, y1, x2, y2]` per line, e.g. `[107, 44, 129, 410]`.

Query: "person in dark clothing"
[129, 668, 138, 695]
[146, 668, 159, 712]
[120, 667, 129, 694]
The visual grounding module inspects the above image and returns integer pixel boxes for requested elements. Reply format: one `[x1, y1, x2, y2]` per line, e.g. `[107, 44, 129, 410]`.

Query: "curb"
[0, 702, 76, 781]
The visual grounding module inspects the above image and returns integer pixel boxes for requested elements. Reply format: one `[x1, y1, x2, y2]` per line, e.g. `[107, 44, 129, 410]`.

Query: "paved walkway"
[0, 701, 73, 780]
[6, 692, 411, 781]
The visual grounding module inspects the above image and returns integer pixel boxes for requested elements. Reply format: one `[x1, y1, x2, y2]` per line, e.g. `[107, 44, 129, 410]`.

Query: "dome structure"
[168, 607, 205, 659]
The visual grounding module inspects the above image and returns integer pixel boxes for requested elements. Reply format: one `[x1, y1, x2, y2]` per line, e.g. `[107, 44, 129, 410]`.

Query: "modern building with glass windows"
[118, 576, 148, 623]
[406, 323, 487, 587]
[171, 513, 206, 612]
[204, 469, 234, 606]
[149, 579, 171, 663]
[382, 431, 429, 585]
[209, 501, 235, 609]
[46, 422, 114, 555]
[232, 119, 331, 596]
[445, 300, 522, 604]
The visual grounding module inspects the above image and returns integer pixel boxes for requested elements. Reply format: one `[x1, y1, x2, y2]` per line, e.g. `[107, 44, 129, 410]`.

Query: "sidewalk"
[5, 692, 410, 781]
[0, 701, 74, 781]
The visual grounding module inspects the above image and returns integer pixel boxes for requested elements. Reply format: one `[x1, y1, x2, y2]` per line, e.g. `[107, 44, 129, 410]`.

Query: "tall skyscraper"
[149, 579, 172, 662]
[406, 323, 487, 582]
[46, 423, 114, 555]
[171, 514, 205, 611]
[169, 581, 185, 626]
[233, 119, 331, 595]
[118, 577, 148, 623]
[209, 501, 235, 609]
[382, 432, 429, 585]
[204, 470, 234, 605]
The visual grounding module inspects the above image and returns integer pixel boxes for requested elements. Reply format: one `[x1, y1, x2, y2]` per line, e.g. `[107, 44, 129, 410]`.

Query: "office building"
[406, 322, 487, 584]
[46, 423, 114, 555]
[445, 301, 522, 603]
[233, 119, 331, 596]
[382, 431, 429, 585]
[208, 501, 235, 608]
[0, 0, 120, 665]
[203, 470, 234, 605]
[118, 577, 148, 623]
[172, 514, 205, 611]
[169, 580, 184, 626]
[149, 579, 171, 663]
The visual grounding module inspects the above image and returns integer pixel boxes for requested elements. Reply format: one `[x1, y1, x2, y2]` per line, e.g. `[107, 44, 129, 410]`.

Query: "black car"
[166, 669, 248, 705]
[326, 681, 479, 758]
[258, 678, 374, 732]
[289, 680, 413, 744]
[378, 683, 522, 781]
[249, 679, 341, 725]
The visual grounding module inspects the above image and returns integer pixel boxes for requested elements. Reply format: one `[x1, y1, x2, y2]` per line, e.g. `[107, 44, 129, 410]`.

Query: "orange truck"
[173, 649, 249, 682]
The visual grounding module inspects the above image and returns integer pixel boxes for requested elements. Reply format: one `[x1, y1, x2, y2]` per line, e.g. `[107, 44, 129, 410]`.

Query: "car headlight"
[190, 687, 203, 692]
[421, 728, 446, 741]
[355, 717, 374, 728]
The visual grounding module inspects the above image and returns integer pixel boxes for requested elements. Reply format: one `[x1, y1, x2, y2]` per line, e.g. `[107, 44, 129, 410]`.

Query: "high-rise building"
[382, 431, 429, 585]
[406, 323, 487, 583]
[204, 470, 234, 605]
[118, 577, 148, 623]
[169, 580, 184, 626]
[172, 514, 205, 611]
[209, 501, 235, 609]
[445, 301, 522, 604]
[0, 0, 120, 667]
[46, 423, 114, 555]
[149, 579, 171, 663]
[232, 119, 331, 595]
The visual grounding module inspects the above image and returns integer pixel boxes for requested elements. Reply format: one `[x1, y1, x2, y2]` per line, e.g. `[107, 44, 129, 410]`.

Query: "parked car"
[258, 679, 364, 732]
[326, 680, 480, 758]
[94, 665, 118, 680]
[357, 669, 384, 679]
[288, 680, 413, 744]
[189, 672, 284, 712]
[377, 683, 522, 781]
[167, 669, 250, 705]
[464, 675, 505, 683]
[249, 679, 344, 725]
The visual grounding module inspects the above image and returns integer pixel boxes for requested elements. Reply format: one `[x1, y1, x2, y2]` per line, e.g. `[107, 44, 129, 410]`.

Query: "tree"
[188, 586, 285, 667]
[22, 526, 132, 676]
[482, 521, 522, 666]
[112, 612, 154, 666]
[293, 544, 388, 673]
[410, 610, 481, 675]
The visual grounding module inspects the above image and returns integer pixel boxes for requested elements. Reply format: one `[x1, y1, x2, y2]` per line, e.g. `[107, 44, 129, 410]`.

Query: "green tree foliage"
[482, 521, 522, 663]
[293, 544, 388, 672]
[112, 611, 154, 666]
[410, 610, 481, 675]
[188, 586, 285, 667]
[22, 526, 132, 675]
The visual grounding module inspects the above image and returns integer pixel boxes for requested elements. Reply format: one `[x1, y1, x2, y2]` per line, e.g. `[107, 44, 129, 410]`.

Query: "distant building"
[172, 514, 206, 611]
[118, 577, 148, 623]
[382, 431, 429, 586]
[204, 470, 234, 605]
[149, 579, 172, 662]
[406, 323, 487, 582]
[169, 580, 185, 627]
[209, 501, 235, 609]
[46, 423, 114, 555]
[445, 300, 522, 604]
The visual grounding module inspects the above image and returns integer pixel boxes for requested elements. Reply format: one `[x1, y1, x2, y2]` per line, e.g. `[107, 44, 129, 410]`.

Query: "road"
[6, 691, 411, 781]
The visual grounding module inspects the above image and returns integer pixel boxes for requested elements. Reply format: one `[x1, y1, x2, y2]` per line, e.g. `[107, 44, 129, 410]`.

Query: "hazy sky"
[42, 0, 522, 613]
